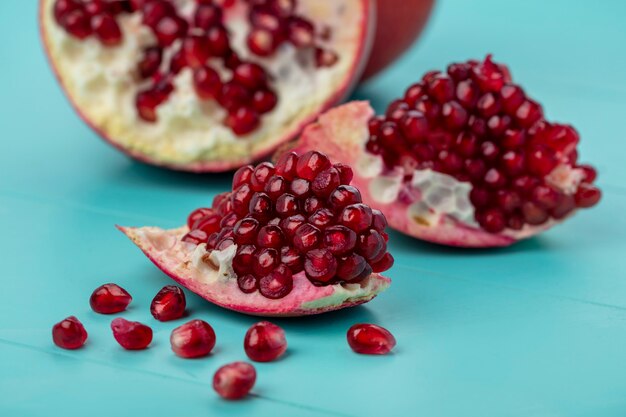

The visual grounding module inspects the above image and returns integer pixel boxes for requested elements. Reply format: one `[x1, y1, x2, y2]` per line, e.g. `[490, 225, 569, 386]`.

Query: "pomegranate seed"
[296, 151, 331, 181]
[193, 66, 221, 99]
[347, 323, 396, 355]
[150, 285, 186, 321]
[336, 253, 367, 281]
[62, 9, 93, 39]
[90, 283, 132, 314]
[259, 265, 293, 299]
[275, 152, 298, 180]
[226, 107, 260, 136]
[340, 204, 373, 232]
[194, 4, 222, 29]
[219, 82, 251, 111]
[213, 362, 256, 400]
[280, 214, 306, 239]
[357, 229, 386, 262]
[252, 89, 278, 114]
[370, 252, 394, 273]
[575, 184, 601, 208]
[247, 28, 278, 56]
[281, 246, 302, 272]
[52, 316, 88, 349]
[256, 225, 284, 248]
[183, 35, 211, 68]
[138, 46, 162, 78]
[206, 25, 230, 56]
[170, 319, 216, 358]
[54, 0, 81, 23]
[234, 62, 267, 90]
[522, 201, 549, 225]
[324, 225, 356, 255]
[293, 223, 321, 252]
[154, 16, 188, 47]
[182, 228, 209, 244]
[142, 1, 175, 28]
[238, 274, 258, 293]
[527, 145, 558, 176]
[304, 249, 337, 284]
[111, 318, 153, 350]
[288, 16, 314, 47]
[244, 321, 287, 362]
[91, 13, 122, 46]
[579, 164, 597, 182]
[329, 185, 362, 211]
[315, 47, 339, 67]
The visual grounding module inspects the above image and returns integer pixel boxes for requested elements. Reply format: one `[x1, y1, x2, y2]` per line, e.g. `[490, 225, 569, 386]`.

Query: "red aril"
[347, 323, 396, 355]
[170, 319, 216, 358]
[243, 321, 287, 362]
[213, 362, 256, 400]
[89, 283, 132, 314]
[52, 316, 88, 349]
[150, 285, 186, 321]
[111, 318, 153, 350]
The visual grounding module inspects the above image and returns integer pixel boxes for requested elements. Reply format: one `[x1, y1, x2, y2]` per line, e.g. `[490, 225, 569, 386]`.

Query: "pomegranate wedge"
[40, 0, 374, 172]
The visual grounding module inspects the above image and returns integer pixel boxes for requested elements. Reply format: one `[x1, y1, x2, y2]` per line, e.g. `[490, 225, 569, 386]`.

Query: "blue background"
[1, 1, 626, 416]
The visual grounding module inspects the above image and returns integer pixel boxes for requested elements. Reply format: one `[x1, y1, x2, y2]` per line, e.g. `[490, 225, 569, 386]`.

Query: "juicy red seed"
[296, 151, 331, 181]
[138, 47, 162, 79]
[404, 83, 425, 106]
[357, 229, 386, 262]
[575, 184, 601, 208]
[184, 35, 211, 68]
[531, 185, 560, 209]
[90, 283, 132, 314]
[264, 175, 287, 199]
[193, 66, 222, 99]
[252, 89, 278, 114]
[370, 252, 394, 273]
[290, 178, 311, 198]
[347, 324, 396, 355]
[280, 214, 306, 239]
[150, 285, 186, 321]
[371, 210, 388, 231]
[335, 163, 354, 184]
[154, 16, 188, 47]
[311, 168, 341, 197]
[287, 16, 314, 47]
[142, 1, 175, 28]
[323, 225, 357, 255]
[194, 4, 222, 29]
[231, 184, 253, 216]
[52, 316, 88, 349]
[233, 166, 254, 188]
[301, 196, 321, 214]
[340, 204, 373, 232]
[206, 25, 230, 56]
[293, 223, 321, 252]
[254, 248, 280, 276]
[401, 111, 429, 142]
[315, 47, 339, 67]
[495, 190, 522, 212]
[251, 162, 276, 191]
[308, 208, 334, 229]
[226, 107, 260, 136]
[62, 9, 93, 39]
[170, 319, 216, 358]
[304, 249, 338, 284]
[233, 62, 267, 90]
[552, 194, 576, 219]
[522, 201, 549, 225]
[275, 152, 298, 180]
[219, 82, 251, 111]
[169, 47, 187, 74]
[579, 164, 597, 182]
[336, 253, 367, 281]
[247, 28, 278, 56]
[256, 225, 284, 248]
[244, 321, 287, 362]
[515, 100, 543, 127]
[501, 84, 525, 114]
[259, 265, 293, 299]
[213, 362, 256, 400]
[111, 318, 153, 350]
[329, 185, 362, 211]
[182, 228, 209, 244]
[54, 0, 81, 23]
[238, 274, 258, 293]
[527, 145, 558, 176]
[275, 194, 298, 217]
[484, 168, 506, 189]
[478, 208, 506, 233]
[455, 79, 478, 107]
[92, 14, 122, 45]
[281, 246, 302, 272]
[188, 207, 214, 228]
[427, 75, 455, 103]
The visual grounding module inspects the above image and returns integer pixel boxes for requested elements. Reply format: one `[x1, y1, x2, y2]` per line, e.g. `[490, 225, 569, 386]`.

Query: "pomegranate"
[347, 323, 396, 354]
[111, 317, 153, 350]
[89, 283, 132, 314]
[52, 316, 88, 349]
[170, 319, 216, 358]
[213, 361, 256, 400]
[118, 151, 392, 316]
[291, 56, 601, 247]
[243, 321, 286, 362]
[40, 0, 374, 172]
[150, 285, 186, 321]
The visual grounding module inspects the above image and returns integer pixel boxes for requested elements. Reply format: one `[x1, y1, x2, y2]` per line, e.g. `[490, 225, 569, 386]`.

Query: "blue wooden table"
[1, 1, 625, 416]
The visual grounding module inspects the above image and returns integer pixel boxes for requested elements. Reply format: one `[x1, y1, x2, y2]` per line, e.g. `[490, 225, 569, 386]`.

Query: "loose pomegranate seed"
[170, 319, 216, 358]
[111, 318, 153, 350]
[91, 14, 122, 46]
[347, 323, 396, 355]
[213, 362, 256, 400]
[52, 316, 88, 349]
[90, 283, 132, 314]
[244, 321, 287, 362]
[150, 285, 186, 321]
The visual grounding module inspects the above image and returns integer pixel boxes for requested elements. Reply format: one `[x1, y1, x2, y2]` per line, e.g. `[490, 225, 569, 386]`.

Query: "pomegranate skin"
[150, 285, 186, 321]
[347, 323, 396, 355]
[170, 319, 216, 359]
[111, 318, 153, 350]
[52, 316, 88, 349]
[89, 283, 132, 314]
[244, 321, 287, 362]
[213, 362, 257, 400]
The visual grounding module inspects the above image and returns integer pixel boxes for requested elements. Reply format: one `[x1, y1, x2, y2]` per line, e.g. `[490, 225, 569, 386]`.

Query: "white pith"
[41, 0, 369, 168]
[121, 225, 390, 316]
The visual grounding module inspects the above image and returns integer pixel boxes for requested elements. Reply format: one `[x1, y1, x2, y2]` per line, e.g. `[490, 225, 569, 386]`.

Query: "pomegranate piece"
[213, 362, 256, 400]
[347, 323, 396, 355]
[291, 56, 601, 247]
[119, 151, 392, 316]
[170, 319, 216, 358]
[150, 285, 187, 321]
[244, 321, 287, 362]
[111, 318, 153, 350]
[52, 316, 88, 349]
[42, 0, 371, 172]
[89, 283, 132, 314]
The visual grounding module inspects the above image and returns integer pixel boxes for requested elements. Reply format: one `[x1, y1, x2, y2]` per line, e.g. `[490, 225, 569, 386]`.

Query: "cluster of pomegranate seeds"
[111, 317, 153, 350]
[366, 56, 601, 233]
[89, 283, 133, 314]
[150, 285, 187, 321]
[213, 361, 257, 400]
[170, 319, 217, 358]
[244, 321, 287, 362]
[346, 323, 396, 355]
[182, 150, 394, 299]
[53, 0, 338, 135]
[52, 316, 89, 349]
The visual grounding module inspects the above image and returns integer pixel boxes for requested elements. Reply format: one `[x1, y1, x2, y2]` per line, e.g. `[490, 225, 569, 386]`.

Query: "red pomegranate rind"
[291, 96, 600, 247]
[39, 0, 375, 172]
[118, 225, 389, 317]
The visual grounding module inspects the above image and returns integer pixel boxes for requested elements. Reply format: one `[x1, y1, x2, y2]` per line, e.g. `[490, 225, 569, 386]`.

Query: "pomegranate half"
[291, 57, 601, 247]
[119, 151, 391, 316]
[40, 0, 374, 172]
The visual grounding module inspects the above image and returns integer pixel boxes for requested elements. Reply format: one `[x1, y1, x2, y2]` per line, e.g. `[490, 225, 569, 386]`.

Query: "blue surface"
[1, 1, 626, 416]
